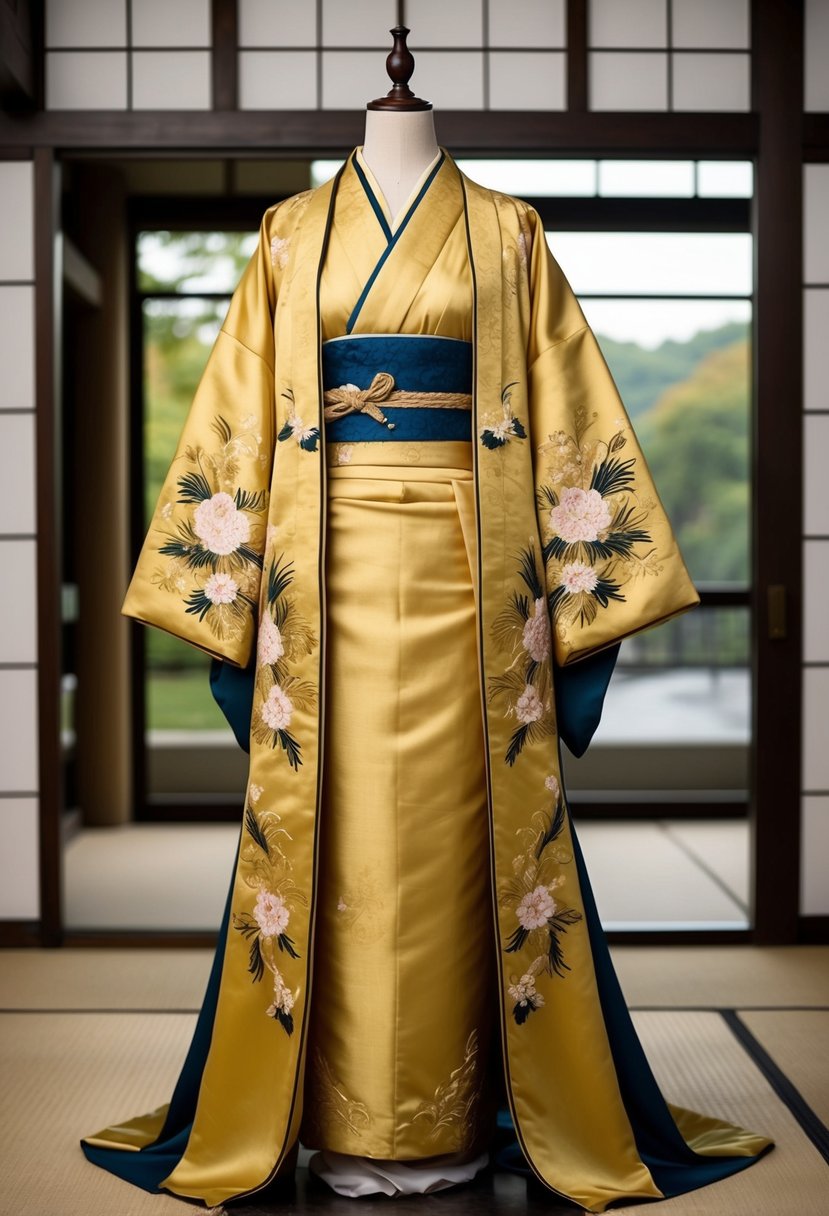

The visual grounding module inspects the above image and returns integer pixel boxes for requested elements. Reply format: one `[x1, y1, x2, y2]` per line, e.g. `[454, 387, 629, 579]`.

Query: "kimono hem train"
[80, 146, 774, 1212]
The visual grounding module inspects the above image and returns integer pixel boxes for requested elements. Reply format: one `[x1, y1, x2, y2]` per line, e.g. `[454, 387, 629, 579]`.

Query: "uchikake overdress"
[80, 145, 774, 1211]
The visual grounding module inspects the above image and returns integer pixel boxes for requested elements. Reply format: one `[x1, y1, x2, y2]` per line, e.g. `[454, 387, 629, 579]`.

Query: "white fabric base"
[307, 1147, 491, 1197]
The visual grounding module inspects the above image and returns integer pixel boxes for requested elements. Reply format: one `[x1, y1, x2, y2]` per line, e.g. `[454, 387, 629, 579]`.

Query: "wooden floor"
[0, 946, 827, 1215]
[63, 819, 751, 932]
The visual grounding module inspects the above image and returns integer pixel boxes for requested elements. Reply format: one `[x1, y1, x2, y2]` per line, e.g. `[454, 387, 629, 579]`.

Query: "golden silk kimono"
[80, 146, 774, 1211]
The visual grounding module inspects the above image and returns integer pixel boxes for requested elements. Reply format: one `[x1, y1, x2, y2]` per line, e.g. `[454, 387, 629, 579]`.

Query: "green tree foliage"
[633, 338, 750, 585]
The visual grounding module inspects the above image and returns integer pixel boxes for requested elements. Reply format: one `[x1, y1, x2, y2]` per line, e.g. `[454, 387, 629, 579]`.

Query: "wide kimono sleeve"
[525, 206, 701, 673]
[121, 214, 276, 669]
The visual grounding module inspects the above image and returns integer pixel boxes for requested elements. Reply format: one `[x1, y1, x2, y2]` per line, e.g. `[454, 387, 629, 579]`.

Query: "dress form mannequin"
[357, 23, 441, 225]
[361, 109, 440, 222]
[305, 25, 491, 1204]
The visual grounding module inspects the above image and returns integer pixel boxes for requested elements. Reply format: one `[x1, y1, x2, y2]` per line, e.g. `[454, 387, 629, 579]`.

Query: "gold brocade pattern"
[304, 1049, 373, 1139]
[398, 1029, 483, 1148]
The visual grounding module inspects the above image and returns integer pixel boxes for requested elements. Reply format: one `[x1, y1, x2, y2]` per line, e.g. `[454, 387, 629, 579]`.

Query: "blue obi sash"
[322, 334, 472, 443]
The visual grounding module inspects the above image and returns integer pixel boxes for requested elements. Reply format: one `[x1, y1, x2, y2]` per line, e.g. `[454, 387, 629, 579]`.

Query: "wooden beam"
[750, 0, 804, 944]
[34, 146, 63, 947]
[63, 236, 103, 307]
[211, 0, 238, 111]
[0, 109, 760, 155]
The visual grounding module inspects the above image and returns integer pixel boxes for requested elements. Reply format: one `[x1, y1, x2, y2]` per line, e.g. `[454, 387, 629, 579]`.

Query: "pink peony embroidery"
[544, 772, 560, 798]
[193, 491, 250, 556]
[515, 683, 544, 724]
[257, 612, 285, 666]
[260, 683, 293, 730]
[508, 972, 545, 1009]
[516, 884, 557, 930]
[522, 597, 551, 662]
[203, 571, 238, 604]
[550, 486, 611, 544]
[253, 888, 290, 938]
[560, 560, 599, 594]
[270, 235, 290, 269]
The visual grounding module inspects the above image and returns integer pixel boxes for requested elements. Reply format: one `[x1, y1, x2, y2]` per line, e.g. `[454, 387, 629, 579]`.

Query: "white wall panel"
[0, 670, 38, 792]
[322, 0, 396, 47]
[805, 0, 829, 111]
[0, 163, 33, 281]
[0, 413, 36, 535]
[804, 165, 829, 283]
[46, 51, 128, 109]
[45, 0, 127, 48]
[804, 288, 829, 412]
[240, 51, 317, 109]
[0, 799, 40, 918]
[401, 51, 484, 109]
[489, 0, 565, 47]
[804, 414, 829, 536]
[672, 53, 750, 112]
[590, 0, 667, 48]
[406, 0, 484, 47]
[589, 52, 668, 111]
[0, 288, 35, 411]
[131, 51, 212, 110]
[800, 796, 829, 916]
[0, 541, 37, 664]
[672, 0, 750, 49]
[131, 0, 211, 47]
[321, 51, 387, 108]
[803, 667, 829, 791]
[489, 52, 566, 110]
[239, 0, 317, 46]
[804, 540, 829, 663]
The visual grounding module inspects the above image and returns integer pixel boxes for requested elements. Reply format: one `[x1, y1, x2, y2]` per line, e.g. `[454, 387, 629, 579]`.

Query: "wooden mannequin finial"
[367, 25, 432, 111]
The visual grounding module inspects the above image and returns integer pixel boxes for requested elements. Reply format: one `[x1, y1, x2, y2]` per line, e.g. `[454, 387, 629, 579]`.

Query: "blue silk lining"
[553, 642, 621, 757]
[322, 334, 473, 443]
[79, 827, 242, 1192]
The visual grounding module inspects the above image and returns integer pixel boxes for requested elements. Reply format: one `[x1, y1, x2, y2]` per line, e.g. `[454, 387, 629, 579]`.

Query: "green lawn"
[147, 670, 232, 731]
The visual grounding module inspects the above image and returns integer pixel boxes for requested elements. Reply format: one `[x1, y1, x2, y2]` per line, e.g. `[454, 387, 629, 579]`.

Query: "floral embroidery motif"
[478, 382, 527, 450]
[270, 234, 290, 269]
[251, 554, 318, 769]
[152, 414, 267, 646]
[335, 866, 387, 943]
[306, 1048, 372, 1138]
[499, 776, 582, 1023]
[537, 407, 658, 641]
[232, 802, 307, 1034]
[277, 388, 320, 452]
[487, 539, 556, 765]
[398, 1029, 481, 1146]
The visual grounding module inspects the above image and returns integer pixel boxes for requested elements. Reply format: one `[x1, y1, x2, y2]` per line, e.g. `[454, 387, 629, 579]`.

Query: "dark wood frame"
[0, 0, 818, 947]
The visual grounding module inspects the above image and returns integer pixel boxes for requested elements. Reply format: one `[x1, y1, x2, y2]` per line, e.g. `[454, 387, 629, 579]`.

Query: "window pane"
[142, 295, 232, 732]
[598, 159, 694, 196]
[574, 297, 751, 593]
[137, 229, 258, 293]
[454, 158, 597, 196]
[549, 231, 753, 295]
[697, 160, 754, 198]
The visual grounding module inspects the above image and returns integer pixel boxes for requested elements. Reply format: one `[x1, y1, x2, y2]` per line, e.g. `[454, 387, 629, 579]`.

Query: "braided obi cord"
[323, 371, 472, 431]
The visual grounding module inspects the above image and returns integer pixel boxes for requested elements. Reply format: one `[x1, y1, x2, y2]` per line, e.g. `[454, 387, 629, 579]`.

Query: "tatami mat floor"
[0, 946, 826, 1216]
